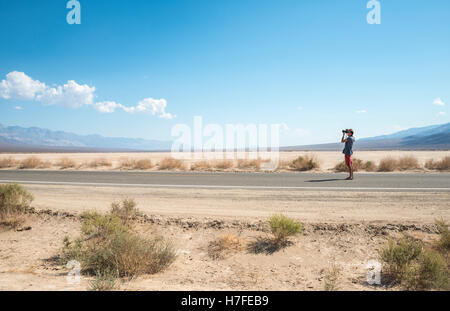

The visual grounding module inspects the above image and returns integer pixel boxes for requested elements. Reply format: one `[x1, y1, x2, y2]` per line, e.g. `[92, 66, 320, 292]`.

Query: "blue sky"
[0, 0, 449, 146]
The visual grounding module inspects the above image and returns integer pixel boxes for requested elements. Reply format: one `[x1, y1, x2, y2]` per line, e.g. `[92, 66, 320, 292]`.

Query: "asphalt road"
[0, 170, 449, 192]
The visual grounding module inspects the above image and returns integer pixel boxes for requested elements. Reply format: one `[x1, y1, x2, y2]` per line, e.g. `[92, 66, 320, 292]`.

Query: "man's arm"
[341, 133, 347, 143]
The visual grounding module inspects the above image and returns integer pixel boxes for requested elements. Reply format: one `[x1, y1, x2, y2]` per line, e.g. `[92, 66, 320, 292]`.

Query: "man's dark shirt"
[343, 136, 355, 156]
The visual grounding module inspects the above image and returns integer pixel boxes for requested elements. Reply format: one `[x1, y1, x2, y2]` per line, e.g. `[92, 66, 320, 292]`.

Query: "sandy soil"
[0, 184, 448, 291]
[0, 151, 449, 172]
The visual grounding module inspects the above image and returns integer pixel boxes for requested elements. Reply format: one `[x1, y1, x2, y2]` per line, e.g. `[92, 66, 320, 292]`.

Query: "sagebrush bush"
[118, 157, 136, 170]
[0, 157, 18, 168]
[237, 158, 261, 170]
[435, 219, 450, 252]
[62, 212, 175, 278]
[110, 198, 142, 226]
[158, 157, 186, 170]
[334, 158, 365, 172]
[214, 160, 234, 170]
[425, 157, 450, 171]
[290, 155, 319, 171]
[61, 201, 176, 279]
[19, 156, 49, 169]
[190, 161, 212, 171]
[377, 157, 398, 172]
[57, 158, 77, 169]
[404, 250, 449, 290]
[89, 269, 118, 291]
[269, 214, 303, 245]
[0, 184, 34, 228]
[397, 156, 420, 170]
[88, 158, 112, 168]
[379, 236, 422, 282]
[134, 159, 153, 170]
[363, 160, 377, 172]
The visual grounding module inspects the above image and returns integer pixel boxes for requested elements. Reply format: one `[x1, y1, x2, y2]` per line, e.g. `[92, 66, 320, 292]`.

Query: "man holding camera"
[341, 129, 355, 180]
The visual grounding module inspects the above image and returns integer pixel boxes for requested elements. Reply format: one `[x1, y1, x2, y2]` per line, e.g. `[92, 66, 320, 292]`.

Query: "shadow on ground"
[247, 236, 293, 255]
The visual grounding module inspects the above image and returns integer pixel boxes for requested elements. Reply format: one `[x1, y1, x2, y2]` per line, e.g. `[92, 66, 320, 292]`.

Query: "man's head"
[347, 129, 354, 136]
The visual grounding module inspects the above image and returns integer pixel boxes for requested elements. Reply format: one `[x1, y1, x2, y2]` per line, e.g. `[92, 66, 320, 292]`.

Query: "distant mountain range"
[0, 122, 449, 152]
[0, 124, 172, 152]
[283, 122, 450, 151]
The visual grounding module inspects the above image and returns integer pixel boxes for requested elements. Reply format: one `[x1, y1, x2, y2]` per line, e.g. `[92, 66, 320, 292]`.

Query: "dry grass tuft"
[334, 159, 377, 172]
[57, 158, 77, 169]
[377, 157, 398, 172]
[19, 156, 50, 169]
[208, 233, 246, 260]
[88, 158, 112, 168]
[158, 157, 186, 170]
[290, 155, 319, 171]
[61, 201, 176, 280]
[237, 158, 261, 170]
[323, 263, 342, 291]
[397, 156, 420, 170]
[134, 159, 153, 170]
[213, 160, 234, 170]
[425, 156, 450, 171]
[0, 184, 34, 229]
[0, 157, 19, 168]
[190, 160, 213, 171]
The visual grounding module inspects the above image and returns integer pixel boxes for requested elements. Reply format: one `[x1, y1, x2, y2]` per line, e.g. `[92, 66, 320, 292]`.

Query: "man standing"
[341, 129, 355, 180]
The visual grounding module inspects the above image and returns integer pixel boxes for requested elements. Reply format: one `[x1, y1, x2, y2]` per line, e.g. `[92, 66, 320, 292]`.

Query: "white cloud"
[93, 101, 123, 113]
[438, 111, 446, 116]
[122, 98, 175, 119]
[356, 109, 367, 114]
[0, 71, 176, 119]
[36, 80, 95, 108]
[297, 106, 303, 111]
[14, 106, 23, 110]
[433, 98, 445, 106]
[0, 71, 46, 101]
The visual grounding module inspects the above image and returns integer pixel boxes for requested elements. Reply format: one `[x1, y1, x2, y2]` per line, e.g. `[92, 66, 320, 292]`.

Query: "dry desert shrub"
[208, 233, 246, 260]
[269, 214, 303, 246]
[190, 160, 213, 171]
[134, 159, 153, 170]
[334, 159, 377, 172]
[237, 158, 261, 170]
[397, 156, 420, 170]
[88, 158, 112, 168]
[290, 155, 319, 171]
[0, 184, 34, 229]
[110, 198, 142, 226]
[425, 156, 450, 171]
[379, 235, 449, 290]
[323, 263, 342, 291]
[57, 157, 77, 169]
[19, 156, 50, 169]
[118, 157, 137, 170]
[158, 157, 186, 170]
[377, 157, 398, 172]
[61, 201, 176, 280]
[213, 160, 234, 170]
[0, 157, 18, 168]
[434, 219, 450, 253]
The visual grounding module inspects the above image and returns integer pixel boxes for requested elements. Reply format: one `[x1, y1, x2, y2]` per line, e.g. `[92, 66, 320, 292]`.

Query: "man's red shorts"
[345, 154, 352, 166]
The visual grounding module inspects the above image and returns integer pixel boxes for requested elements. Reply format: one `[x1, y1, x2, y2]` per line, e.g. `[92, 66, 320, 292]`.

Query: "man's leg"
[345, 155, 353, 180]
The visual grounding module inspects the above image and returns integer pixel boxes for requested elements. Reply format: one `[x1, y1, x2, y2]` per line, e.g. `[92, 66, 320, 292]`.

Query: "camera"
[342, 129, 349, 133]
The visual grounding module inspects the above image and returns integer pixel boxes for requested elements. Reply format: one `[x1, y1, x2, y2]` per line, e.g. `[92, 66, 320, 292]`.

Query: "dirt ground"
[0, 184, 448, 291]
[1, 151, 449, 172]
